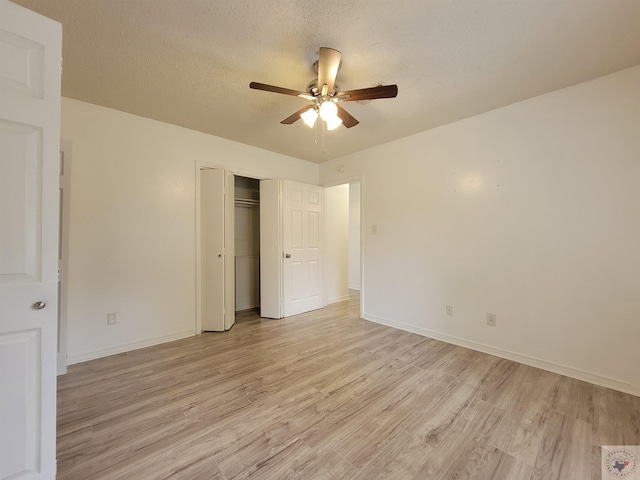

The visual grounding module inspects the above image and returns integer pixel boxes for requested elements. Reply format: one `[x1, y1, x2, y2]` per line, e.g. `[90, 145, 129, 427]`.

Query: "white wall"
[348, 182, 361, 290]
[61, 98, 318, 363]
[320, 66, 640, 396]
[325, 184, 350, 304]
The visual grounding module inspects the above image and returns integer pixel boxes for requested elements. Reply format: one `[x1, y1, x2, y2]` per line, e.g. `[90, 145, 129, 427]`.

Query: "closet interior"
[234, 176, 260, 312]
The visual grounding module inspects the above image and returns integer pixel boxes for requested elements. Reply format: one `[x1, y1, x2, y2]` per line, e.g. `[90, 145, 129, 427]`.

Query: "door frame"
[58, 139, 72, 375]
[322, 174, 365, 319]
[194, 160, 267, 333]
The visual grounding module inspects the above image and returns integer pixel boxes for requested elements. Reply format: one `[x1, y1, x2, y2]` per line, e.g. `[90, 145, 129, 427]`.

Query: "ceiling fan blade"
[336, 104, 359, 128]
[250, 82, 307, 97]
[281, 105, 314, 125]
[336, 84, 398, 102]
[317, 47, 342, 93]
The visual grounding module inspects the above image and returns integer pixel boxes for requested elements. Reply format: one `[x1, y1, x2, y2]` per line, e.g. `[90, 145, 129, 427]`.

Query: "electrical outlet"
[446, 305, 453, 316]
[487, 313, 496, 327]
[107, 312, 117, 325]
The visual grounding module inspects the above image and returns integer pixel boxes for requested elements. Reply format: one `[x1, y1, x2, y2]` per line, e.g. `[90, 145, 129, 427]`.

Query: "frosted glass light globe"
[319, 101, 338, 121]
[326, 116, 342, 130]
[301, 108, 318, 128]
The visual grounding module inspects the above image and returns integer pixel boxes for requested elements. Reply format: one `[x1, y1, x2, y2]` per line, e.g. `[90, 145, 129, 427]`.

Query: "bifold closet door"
[200, 169, 226, 331]
[200, 169, 235, 331]
[259, 180, 282, 318]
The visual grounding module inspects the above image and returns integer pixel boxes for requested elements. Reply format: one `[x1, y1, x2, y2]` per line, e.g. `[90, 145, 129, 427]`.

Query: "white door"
[259, 179, 282, 318]
[200, 169, 225, 331]
[200, 169, 235, 331]
[0, 2, 61, 479]
[283, 180, 325, 317]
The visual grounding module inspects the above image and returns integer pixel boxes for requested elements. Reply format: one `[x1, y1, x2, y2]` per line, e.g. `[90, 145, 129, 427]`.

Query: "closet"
[199, 171, 326, 327]
[234, 176, 260, 312]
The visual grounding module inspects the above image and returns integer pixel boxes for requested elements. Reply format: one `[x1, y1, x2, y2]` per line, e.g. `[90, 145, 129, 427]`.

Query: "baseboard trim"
[328, 295, 350, 305]
[362, 313, 640, 397]
[67, 330, 195, 365]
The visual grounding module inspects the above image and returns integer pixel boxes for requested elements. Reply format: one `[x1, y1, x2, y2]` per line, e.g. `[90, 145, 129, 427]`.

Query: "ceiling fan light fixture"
[326, 115, 343, 131]
[301, 107, 318, 128]
[250, 47, 397, 138]
[319, 100, 338, 122]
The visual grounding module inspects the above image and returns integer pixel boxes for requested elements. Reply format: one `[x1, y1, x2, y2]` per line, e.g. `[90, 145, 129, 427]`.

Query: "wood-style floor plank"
[56, 295, 640, 479]
[530, 411, 592, 480]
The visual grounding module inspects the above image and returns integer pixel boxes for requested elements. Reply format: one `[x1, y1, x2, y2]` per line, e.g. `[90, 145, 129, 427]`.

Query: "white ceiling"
[12, 0, 640, 163]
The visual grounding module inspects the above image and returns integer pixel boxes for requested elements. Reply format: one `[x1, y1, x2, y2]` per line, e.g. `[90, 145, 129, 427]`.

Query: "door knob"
[33, 301, 46, 310]
[285, 253, 291, 258]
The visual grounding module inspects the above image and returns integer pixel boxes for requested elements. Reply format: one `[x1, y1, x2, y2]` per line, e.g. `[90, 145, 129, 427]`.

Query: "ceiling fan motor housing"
[307, 79, 341, 97]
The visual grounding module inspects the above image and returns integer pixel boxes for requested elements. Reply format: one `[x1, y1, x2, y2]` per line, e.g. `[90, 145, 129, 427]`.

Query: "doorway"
[348, 182, 361, 301]
[233, 176, 260, 314]
[196, 165, 263, 333]
[325, 181, 362, 313]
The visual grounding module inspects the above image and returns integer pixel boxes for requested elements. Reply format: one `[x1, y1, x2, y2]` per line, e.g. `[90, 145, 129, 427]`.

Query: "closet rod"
[234, 198, 260, 207]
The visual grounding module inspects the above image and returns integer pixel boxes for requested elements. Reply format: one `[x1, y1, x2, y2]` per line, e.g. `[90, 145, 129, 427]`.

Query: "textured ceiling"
[11, 0, 640, 163]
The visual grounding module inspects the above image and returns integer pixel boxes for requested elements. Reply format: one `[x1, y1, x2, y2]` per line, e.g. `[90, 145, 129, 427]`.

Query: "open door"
[259, 180, 282, 318]
[260, 179, 325, 318]
[200, 169, 235, 331]
[283, 181, 325, 316]
[0, 2, 61, 478]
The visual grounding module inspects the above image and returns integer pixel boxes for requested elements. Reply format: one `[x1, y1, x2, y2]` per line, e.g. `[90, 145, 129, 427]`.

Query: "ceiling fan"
[250, 47, 398, 130]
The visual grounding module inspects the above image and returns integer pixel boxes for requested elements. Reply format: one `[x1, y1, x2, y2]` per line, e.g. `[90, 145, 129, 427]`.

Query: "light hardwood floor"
[57, 295, 640, 479]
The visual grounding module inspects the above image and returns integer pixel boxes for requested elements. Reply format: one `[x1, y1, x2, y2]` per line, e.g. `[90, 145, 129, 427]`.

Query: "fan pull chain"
[322, 120, 326, 153]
